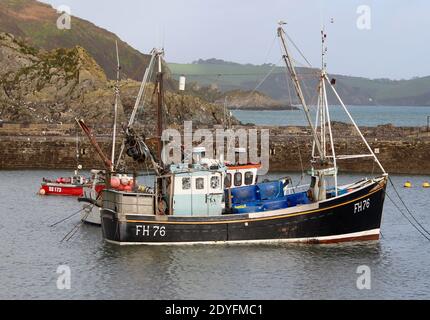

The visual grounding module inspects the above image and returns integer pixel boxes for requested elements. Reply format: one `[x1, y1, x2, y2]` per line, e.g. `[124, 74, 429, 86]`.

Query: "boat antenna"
[111, 40, 120, 171]
[277, 22, 323, 159]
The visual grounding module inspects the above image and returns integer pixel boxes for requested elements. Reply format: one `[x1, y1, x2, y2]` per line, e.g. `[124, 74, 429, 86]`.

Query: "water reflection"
[0, 170, 429, 299]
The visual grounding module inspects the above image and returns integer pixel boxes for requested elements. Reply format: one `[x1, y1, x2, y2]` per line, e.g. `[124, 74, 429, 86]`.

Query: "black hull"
[101, 179, 386, 245]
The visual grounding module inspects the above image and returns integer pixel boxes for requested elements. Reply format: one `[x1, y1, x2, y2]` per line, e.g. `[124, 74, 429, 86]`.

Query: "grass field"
[168, 62, 430, 105]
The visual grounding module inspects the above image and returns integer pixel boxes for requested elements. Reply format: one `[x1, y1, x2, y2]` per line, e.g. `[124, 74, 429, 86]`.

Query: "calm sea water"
[233, 106, 430, 127]
[0, 170, 429, 300]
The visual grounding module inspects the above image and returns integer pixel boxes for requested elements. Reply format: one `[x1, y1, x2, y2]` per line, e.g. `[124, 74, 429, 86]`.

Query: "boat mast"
[155, 50, 165, 167]
[277, 22, 323, 159]
[318, 28, 338, 195]
[315, 28, 386, 176]
[115, 50, 157, 170]
[75, 130, 80, 174]
[111, 40, 120, 171]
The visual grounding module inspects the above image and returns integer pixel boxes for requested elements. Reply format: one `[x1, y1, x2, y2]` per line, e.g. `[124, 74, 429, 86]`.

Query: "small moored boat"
[39, 174, 88, 197]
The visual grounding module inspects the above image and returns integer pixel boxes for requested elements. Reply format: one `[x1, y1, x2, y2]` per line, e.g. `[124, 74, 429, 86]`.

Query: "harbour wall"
[0, 124, 429, 174]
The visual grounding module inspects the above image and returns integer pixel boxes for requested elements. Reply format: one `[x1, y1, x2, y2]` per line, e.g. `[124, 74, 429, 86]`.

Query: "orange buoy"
[110, 177, 120, 188]
[124, 185, 132, 192]
[39, 188, 46, 195]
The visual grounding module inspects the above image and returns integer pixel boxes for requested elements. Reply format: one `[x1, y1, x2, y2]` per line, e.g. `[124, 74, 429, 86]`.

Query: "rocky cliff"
[0, 32, 232, 128]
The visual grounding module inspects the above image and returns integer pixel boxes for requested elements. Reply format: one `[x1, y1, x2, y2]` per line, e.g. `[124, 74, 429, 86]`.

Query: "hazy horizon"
[39, 0, 430, 80]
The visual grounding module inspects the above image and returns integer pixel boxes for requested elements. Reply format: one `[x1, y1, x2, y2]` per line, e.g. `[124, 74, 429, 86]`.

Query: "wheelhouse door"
[191, 175, 209, 216]
[173, 175, 193, 216]
[207, 172, 224, 216]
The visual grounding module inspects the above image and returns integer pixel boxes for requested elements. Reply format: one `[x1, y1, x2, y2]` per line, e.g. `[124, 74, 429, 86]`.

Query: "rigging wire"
[387, 177, 430, 238]
[248, 34, 279, 95]
[277, 37, 319, 113]
[385, 191, 430, 241]
[61, 208, 92, 242]
[250, 57, 283, 95]
[284, 32, 313, 68]
[49, 206, 87, 227]
[263, 34, 278, 66]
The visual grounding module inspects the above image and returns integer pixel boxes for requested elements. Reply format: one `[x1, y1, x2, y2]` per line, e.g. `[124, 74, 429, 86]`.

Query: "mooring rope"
[386, 192, 430, 241]
[386, 178, 430, 241]
[49, 207, 86, 228]
[388, 177, 430, 237]
[49, 191, 101, 228]
[60, 206, 93, 242]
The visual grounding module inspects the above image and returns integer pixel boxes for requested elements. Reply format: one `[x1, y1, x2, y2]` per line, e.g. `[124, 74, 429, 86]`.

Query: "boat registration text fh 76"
[136, 225, 166, 237]
[354, 198, 370, 214]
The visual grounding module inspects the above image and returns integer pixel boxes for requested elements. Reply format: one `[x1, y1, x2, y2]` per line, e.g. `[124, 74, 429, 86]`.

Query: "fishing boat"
[39, 173, 88, 197]
[78, 44, 261, 226]
[39, 133, 89, 197]
[99, 24, 387, 245]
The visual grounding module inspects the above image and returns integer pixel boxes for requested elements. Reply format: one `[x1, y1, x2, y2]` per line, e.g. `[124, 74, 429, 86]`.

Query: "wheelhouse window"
[196, 178, 205, 190]
[234, 172, 242, 187]
[211, 176, 220, 189]
[310, 176, 317, 188]
[182, 177, 191, 190]
[225, 173, 232, 188]
[244, 171, 254, 185]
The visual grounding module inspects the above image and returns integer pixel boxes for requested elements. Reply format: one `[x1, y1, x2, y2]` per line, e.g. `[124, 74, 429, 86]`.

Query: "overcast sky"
[40, 0, 429, 80]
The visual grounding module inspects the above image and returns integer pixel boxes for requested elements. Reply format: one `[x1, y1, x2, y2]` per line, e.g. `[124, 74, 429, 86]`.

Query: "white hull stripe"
[105, 228, 380, 246]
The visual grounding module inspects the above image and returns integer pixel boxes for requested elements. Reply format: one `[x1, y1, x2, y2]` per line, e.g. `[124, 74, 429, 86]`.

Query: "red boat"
[39, 175, 88, 197]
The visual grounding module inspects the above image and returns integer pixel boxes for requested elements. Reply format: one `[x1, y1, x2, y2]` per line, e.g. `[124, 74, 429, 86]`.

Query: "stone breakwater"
[0, 123, 429, 174]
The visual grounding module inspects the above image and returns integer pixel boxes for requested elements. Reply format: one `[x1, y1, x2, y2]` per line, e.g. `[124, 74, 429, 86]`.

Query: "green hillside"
[0, 0, 151, 80]
[168, 60, 430, 106]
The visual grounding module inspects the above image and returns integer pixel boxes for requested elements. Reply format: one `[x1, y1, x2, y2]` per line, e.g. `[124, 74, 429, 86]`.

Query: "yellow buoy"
[423, 182, 430, 188]
[404, 181, 412, 188]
